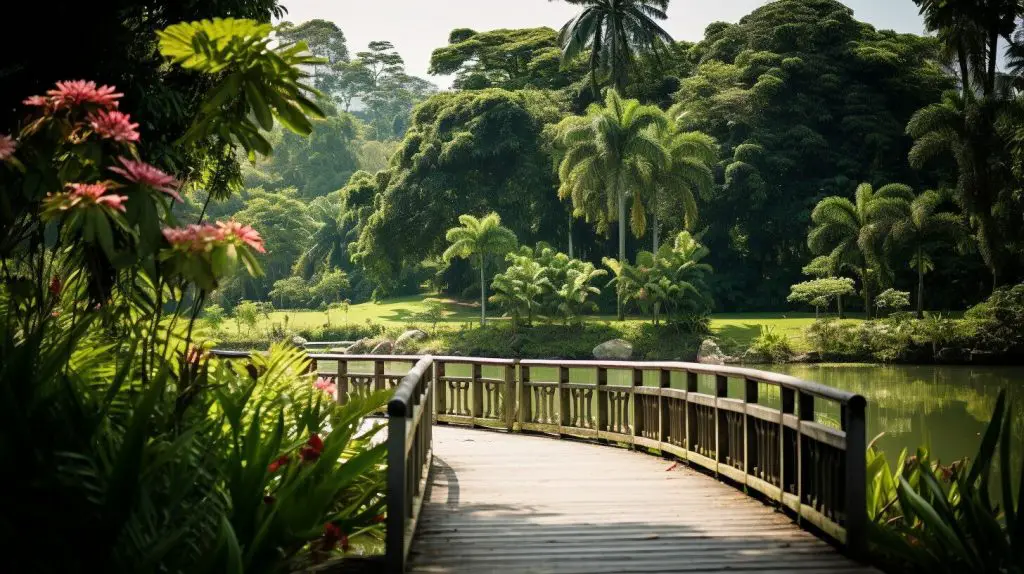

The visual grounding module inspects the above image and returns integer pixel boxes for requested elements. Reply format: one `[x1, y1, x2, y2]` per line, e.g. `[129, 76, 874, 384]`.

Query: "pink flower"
[58, 182, 128, 212]
[314, 377, 338, 396]
[109, 157, 181, 202]
[23, 95, 49, 107]
[162, 224, 225, 252]
[0, 135, 16, 161]
[89, 110, 139, 142]
[46, 80, 122, 110]
[216, 220, 266, 253]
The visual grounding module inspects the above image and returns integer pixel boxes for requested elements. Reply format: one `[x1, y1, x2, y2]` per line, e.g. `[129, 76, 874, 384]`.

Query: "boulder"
[346, 338, 374, 354]
[697, 339, 726, 365]
[289, 335, 308, 348]
[395, 329, 428, 349]
[370, 340, 394, 355]
[592, 339, 633, 360]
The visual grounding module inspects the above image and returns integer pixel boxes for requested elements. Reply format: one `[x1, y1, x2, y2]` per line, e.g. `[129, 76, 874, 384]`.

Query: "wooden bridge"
[215, 352, 872, 573]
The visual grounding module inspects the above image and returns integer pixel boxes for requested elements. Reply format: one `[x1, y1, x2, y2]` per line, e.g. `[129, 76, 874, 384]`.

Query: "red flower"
[217, 220, 266, 253]
[372, 514, 385, 524]
[88, 110, 140, 142]
[23, 95, 49, 108]
[0, 134, 16, 161]
[162, 224, 225, 252]
[49, 276, 62, 297]
[46, 80, 122, 110]
[267, 454, 290, 473]
[300, 434, 324, 462]
[109, 157, 182, 202]
[45, 183, 129, 215]
[340, 534, 350, 553]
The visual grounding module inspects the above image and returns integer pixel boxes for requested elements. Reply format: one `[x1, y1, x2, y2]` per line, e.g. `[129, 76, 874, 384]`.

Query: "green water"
[755, 364, 1024, 466]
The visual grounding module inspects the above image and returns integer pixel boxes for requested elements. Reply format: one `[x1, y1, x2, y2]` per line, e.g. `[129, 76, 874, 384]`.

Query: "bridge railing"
[213, 351, 867, 561]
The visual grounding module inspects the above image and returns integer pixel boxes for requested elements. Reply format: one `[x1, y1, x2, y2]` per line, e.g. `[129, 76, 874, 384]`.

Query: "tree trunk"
[479, 254, 486, 326]
[916, 252, 925, 320]
[837, 294, 844, 319]
[861, 267, 872, 320]
[986, 29, 998, 97]
[568, 215, 574, 259]
[617, 181, 627, 321]
[957, 41, 971, 99]
[652, 208, 659, 253]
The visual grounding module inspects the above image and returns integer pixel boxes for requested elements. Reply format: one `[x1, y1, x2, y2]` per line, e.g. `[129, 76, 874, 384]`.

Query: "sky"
[277, 0, 927, 88]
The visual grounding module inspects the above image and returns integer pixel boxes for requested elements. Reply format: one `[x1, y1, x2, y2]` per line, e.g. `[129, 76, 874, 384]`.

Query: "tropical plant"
[807, 183, 914, 319]
[270, 275, 311, 307]
[295, 195, 348, 278]
[205, 303, 228, 331]
[557, 89, 668, 319]
[605, 231, 713, 325]
[866, 389, 1023, 573]
[416, 298, 448, 334]
[490, 251, 552, 329]
[887, 190, 968, 318]
[442, 213, 518, 325]
[875, 288, 911, 315]
[309, 268, 351, 307]
[747, 326, 794, 363]
[787, 277, 856, 317]
[556, 261, 607, 324]
[551, 0, 675, 93]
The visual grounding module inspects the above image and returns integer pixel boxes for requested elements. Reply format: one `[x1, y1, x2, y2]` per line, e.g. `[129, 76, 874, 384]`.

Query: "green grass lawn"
[216, 293, 859, 349]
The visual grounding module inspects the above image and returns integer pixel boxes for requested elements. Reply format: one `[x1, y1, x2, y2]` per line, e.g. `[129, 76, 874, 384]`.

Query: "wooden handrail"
[211, 349, 869, 563]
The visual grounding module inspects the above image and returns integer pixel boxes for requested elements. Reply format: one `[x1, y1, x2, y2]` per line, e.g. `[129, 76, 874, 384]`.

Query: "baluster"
[558, 366, 569, 435]
[505, 363, 516, 430]
[843, 396, 867, 558]
[374, 360, 385, 392]
[596, 367, 608, 440]
[743, 378, 758, 481]
[798, 392, 815, 514]
[434, 361, 446, 417]
[518, 366, 531, 426]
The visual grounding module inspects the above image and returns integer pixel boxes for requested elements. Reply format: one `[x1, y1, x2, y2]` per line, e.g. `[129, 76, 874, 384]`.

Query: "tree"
[234, 300, 261, 334]
[442, 213, 519, 325]
[787, 277, 856, 317]
[277, 19, 350, 94]
[233, 188, 316, 297]
[295, 194, 347, 278]
[269, 276, 310, 308]
[647, 122, 717, 251]
[556, 89, 668, 319]
[556, 262, 606, 324]
[204, 304, 227, 331]
[551, 0, 674, 93]
[429, 28, 582, 90]
[309, 268, 351, 307]
[875, 288, 911, 316]
[887, 190, 967, 318]
[807, 183, 913, 319]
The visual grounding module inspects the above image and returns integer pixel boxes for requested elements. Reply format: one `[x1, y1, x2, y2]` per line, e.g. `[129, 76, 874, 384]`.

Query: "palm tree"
[645, 125, 716, 251]
[887, 190, 967, 318]
[557, 89, 668, 319]
[808, 183, 913, 319]
[907, 91, 1012, 287]
[442, 213, 518, 326]
[294, 195, 346, 278]
[552, 0, 674, 94]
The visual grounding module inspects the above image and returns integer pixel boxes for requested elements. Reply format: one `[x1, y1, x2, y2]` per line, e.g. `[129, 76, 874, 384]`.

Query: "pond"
[754, 364, 1024, 466]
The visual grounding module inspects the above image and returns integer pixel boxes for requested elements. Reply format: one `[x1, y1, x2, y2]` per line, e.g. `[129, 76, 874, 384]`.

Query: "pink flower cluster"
[46, 182, 129, 213]
[162, 220, 266, 254]
[109, 157, 181, 202]
[26, 80, 123, 111]
[89, 110, 139, 142]
[0, 134, 16, 161]
[314, 377, 338, 396]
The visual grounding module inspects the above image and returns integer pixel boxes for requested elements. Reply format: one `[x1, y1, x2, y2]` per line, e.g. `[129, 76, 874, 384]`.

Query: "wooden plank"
[410, 427, 871, 573]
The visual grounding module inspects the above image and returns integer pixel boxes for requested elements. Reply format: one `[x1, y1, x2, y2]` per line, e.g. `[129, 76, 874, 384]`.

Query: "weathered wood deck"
[409, 426, 874, 574]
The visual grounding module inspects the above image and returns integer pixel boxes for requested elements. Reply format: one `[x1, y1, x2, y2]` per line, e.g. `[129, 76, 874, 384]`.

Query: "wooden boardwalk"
[409, 426, 874, 574]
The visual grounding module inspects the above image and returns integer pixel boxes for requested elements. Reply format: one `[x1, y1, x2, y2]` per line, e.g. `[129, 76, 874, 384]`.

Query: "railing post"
[337, 359, 348, 406]
[685, 371, 697, 455]
[374, 359, 385, 392]
[471, 362, 483, 427]
[744, 378, 758, 484]
[434, 361, 446, 420]
[505, 362, 516, 431]
[797, 391, 815, 521]
[843, 396, 867, 559]
[558, 366, 570, 436]
[714, 374, 728, 475]
[658, 368, 670, 447]
[631, 367, 643, 445]
[518, 365, 531, 429]
[596, 367, 608, 441]
[385, 396, 409, 573]
[781, 387, 795, 499]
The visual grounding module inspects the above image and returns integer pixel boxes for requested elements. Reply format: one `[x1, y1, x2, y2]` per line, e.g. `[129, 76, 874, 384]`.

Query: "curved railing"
[213, 351, 868, 565]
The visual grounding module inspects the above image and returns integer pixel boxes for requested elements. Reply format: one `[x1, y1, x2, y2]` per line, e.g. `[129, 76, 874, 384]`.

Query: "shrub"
[746, 326, 794, 363]
[234, 300, 261, 334]
[204, 303, 227, 331]
[963, 283, 1024, 357]
[875, 288, 911, 315]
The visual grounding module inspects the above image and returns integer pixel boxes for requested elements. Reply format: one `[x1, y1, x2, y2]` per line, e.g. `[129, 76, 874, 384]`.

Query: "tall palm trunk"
[652, 208, 659, 253]
[568, 214, 574, 259]
[861, 266, 873, 320]
[617, 178, 627, 321]
[916, 251, 925, 320]
[837, 294, 844, 319]
[479, 253, 486, 326]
